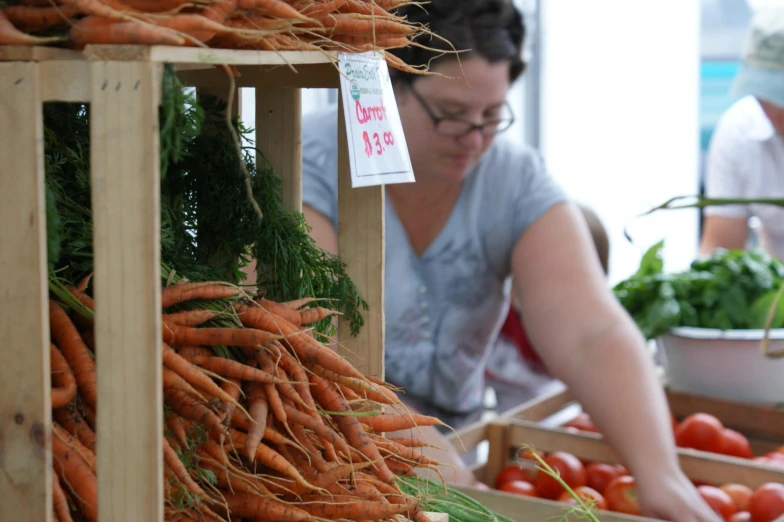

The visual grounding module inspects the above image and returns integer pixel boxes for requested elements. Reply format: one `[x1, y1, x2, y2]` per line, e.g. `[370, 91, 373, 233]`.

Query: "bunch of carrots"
[0, 0, 431, 74]
[49, 275, 450, 522]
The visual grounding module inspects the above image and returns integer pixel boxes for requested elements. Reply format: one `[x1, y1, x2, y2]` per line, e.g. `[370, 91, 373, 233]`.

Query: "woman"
[300, 1, 719, 520]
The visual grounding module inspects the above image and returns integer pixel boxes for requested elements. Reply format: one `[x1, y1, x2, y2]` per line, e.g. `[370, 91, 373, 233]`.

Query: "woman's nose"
[457, 127, 486, 150]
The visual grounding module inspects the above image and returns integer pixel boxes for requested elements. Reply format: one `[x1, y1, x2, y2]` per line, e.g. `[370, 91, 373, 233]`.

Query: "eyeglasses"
[408, 86, 515, 138]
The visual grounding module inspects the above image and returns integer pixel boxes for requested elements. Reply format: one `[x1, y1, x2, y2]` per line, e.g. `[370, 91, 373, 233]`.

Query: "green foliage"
[43, 66, 367, 336]
[613, 242, 784, 339]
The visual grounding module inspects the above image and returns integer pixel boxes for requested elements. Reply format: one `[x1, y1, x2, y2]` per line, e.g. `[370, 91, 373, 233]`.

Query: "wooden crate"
[0, 45, 385, 522]
[446, 387, 784, 522]
[448, 417, 784, 522]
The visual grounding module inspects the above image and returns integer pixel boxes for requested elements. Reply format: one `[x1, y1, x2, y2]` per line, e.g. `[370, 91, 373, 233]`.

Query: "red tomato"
[676, 413, 725, 453]
[698, 485, 737, 520]
[721, 428, 754, 459]
[721, 484, 754, 512]
[518, 449, 544, 481]
[729, 512, 752, 522]
[585, 462, 626, 495]
[749, 483, 784, 522]
[558, 486, 608, 510]
[564, 412, 600, 433]
[494, 464, 529, 490]
[535, 452, 587, 500]
[604, 475, 642, 515]
[498, 479, 537, 497]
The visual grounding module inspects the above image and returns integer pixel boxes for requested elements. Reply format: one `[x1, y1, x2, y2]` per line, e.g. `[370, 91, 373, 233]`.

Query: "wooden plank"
[255, 86, 302, 212]
[41, 61, 90, 102]
[336, 93, 385, 379]
[425, 513, 448, 522]
[0, 46, 82, 62]
[667, 388, 784, 441]
[177, 63, 339, 89]
[506, 421, 784, 490]
[483, 421, 511, 487]
[453, 485, 658, 522]
[0, 62, 53, 522]
[84, 45, 336, 66]
[90, 60, 164, 522]
[505, 386, 574, 422]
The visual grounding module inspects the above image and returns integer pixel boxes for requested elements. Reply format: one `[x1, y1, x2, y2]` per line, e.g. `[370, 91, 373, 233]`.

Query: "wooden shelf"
[0, 45, 384, 522]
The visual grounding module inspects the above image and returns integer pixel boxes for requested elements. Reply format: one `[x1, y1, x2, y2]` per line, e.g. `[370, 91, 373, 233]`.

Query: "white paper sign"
[338, 51, 415, 188]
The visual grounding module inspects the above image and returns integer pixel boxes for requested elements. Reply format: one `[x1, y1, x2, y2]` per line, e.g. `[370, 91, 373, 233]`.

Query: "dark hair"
[389, 0, 526, 84]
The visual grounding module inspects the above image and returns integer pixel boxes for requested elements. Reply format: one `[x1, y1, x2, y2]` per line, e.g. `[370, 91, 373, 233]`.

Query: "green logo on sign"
[350, 82, 360, 101]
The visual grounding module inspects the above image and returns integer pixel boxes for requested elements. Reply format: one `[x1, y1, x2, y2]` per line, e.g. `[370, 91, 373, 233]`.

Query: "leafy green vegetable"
[613, 243, 784, 339]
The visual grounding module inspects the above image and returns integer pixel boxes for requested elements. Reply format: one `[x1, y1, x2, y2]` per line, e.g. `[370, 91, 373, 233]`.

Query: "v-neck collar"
[386, 176, 470, 263]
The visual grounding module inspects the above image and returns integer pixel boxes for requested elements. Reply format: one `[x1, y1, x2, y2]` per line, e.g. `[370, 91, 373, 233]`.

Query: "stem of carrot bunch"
[521, 445, 602, 522]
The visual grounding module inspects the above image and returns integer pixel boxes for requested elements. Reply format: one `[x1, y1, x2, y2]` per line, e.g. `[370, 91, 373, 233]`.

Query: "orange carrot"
[178, 351, 290, 385]
[3, 5, 79, 31]
[166, 412, 188, 447]
[0, 9, 65, 45]
[311, 363, 399, 405]
[267, 460, 376, 497]
[361, 412, 446, 433]
[162, 322, 283, 348]
[164, 387, 226, 438]
[218, 377, 242, 423]
[235, 304, 367, 382]
[163, 367, 205, 401]
[219, 492, 319, 520]
[52, 472, 74, 522]
[161, 282, 241, 309]
[49, 301, 98, 409]
[163, 437, 208, 499]
[162, 309, 222, 327]
[311, 376, 398, 485]
[162, 343, 238, 407]
[51, 343, 77, 409]
[53, 421, 96, 472]
[243, 380, 268, 460]
[54, 407, 96, 453]
[281, 403, 352, 458]
[297, 493, 413, 519]
[236, 0, 310, 21]
[52, 429, 97, 522]
[70, 15, 187, 48]
[153, 13, 230, 43]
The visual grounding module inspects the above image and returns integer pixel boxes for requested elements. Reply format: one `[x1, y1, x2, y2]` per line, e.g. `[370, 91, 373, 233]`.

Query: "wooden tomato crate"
[496, 385, 784, 457]
[447, 417, 784, 522]
[0, 45, 385, 522]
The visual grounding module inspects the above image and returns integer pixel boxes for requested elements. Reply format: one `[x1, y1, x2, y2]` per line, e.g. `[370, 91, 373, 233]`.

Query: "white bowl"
[656, 327, 784, 405]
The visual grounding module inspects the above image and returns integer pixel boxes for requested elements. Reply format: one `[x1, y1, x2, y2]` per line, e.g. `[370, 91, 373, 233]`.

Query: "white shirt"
[704, 95, 784, 259]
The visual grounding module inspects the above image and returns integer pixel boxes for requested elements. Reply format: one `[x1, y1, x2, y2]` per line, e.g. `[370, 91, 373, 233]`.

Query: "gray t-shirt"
[302, 106, 567, 421]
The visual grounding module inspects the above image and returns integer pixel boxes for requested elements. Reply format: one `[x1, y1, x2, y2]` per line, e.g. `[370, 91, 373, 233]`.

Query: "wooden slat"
[41, 61, 90, 102]
[90, 60, 164, 522]
[483, 421, 511, 487]
[255, 86, 302, 212]
[452, 485, 658, 522]
[177, 63, 339, 89]
[505, 386, 574, 422]
[83, 45, 336, 65]
[0, 46, 82, 62]
[0, 61, 53, 522]
[506, 420, 784, 490]
[336, 93, 385, 379]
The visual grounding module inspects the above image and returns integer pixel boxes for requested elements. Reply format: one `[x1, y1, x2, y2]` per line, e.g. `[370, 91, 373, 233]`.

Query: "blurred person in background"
[298, 0, 720, 519]
[700, 6, 784, 259]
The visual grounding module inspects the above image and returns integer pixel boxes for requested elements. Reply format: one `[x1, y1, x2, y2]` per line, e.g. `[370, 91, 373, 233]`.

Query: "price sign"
[338, 51, 415, 188]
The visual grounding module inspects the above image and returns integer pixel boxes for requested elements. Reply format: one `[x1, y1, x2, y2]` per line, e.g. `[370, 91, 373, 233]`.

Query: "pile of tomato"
[493, 451, 784, 521]
[490, 411, 784, 522]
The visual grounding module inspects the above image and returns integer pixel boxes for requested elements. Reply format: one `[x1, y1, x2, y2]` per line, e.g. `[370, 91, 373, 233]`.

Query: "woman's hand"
[637, 468, 722, 522]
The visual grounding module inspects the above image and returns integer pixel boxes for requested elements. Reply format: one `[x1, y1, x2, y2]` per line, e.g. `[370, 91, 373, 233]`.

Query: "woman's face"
[395, 57, 512, 183]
